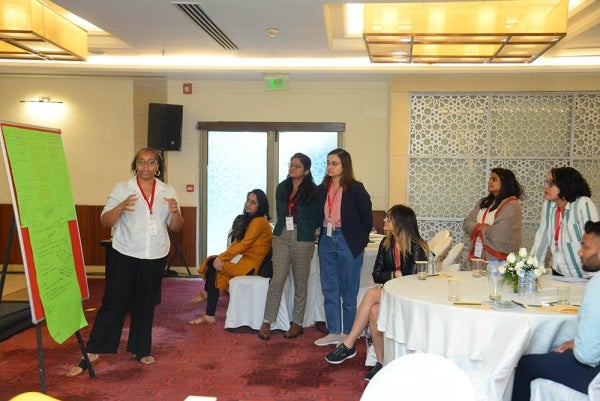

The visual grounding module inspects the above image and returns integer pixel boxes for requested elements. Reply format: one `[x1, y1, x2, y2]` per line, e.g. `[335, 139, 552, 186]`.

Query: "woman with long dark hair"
[189, 189, 272, 325]
[530, 166, 598, 278]
[259, 153, 319, 340]
[324, 204, 428, 381]
[314, 148, 372, 347]
[463, 168, 524, 261]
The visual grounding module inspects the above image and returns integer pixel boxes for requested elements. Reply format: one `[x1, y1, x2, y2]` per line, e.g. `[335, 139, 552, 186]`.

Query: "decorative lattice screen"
[408, 93, 600, 261]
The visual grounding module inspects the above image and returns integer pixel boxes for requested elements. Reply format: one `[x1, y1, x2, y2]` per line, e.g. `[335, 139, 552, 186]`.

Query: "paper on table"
[485, 301, 525, 311]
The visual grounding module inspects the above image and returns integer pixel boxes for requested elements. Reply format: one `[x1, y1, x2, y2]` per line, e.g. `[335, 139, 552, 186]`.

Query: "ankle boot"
[258, 321, 271, 341]
[284, 322, 303, 339]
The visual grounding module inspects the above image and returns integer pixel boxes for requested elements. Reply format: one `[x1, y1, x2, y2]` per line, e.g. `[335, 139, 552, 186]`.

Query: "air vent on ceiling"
[174, 2, 238, 50]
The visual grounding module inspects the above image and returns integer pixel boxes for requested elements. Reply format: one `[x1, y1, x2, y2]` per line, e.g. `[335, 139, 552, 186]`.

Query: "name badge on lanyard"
[474, 237, 483, 258]
[286, 216, 295, 231]
[137, 177, 158, 236]
[148, 215, 158, 236]
[286, 192, 297, 231]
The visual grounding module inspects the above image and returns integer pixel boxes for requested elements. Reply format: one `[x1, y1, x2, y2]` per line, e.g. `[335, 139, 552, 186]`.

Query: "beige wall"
[389, 72, 600, 205]
[163, 79, 390, 209]
[0, 76, 134, 205]
[0, 76, 390, 211]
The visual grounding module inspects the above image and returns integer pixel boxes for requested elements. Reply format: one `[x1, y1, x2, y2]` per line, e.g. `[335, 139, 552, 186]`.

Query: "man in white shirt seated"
[511, 220, 600, 401]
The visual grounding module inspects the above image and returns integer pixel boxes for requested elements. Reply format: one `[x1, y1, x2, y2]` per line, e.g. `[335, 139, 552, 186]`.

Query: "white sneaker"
[314, 333, 343, 346]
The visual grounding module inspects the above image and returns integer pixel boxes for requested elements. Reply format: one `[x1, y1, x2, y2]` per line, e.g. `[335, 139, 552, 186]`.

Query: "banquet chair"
[428, 229, 450, 247]
[462, 318, 532, 401]
[224, 275, 292, 331]
[430, 235, 452, 271]
[444, 263, 461, 274]
[530, 371, 600, 401]
[443, 242, 464, 268]
[360, 353, 477, 401]
[9, 393, 61, 401]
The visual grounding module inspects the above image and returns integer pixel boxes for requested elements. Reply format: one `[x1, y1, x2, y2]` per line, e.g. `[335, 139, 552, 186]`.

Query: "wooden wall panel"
[1, 204, 197, 267]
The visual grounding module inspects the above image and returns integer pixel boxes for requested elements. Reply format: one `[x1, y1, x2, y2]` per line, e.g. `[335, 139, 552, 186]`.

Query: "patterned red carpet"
[0, 278, 368, 401]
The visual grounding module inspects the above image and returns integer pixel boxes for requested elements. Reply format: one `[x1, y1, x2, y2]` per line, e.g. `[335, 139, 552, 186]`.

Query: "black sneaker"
[364, 362, 383, 381]
[325, 343, 356, 364]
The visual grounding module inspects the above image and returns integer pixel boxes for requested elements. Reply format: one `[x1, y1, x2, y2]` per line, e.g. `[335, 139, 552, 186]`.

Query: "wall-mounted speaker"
[147, 103, 183, 151]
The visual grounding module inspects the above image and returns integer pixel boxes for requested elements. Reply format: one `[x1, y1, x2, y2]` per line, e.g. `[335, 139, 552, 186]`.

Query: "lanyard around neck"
[136, 177, 156, 214]
[326, 181, 341, 219]
[554, 206, 562, 249]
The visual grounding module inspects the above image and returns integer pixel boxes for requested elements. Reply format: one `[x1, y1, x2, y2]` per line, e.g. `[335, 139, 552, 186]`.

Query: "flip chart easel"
[0, 121, 92, 390]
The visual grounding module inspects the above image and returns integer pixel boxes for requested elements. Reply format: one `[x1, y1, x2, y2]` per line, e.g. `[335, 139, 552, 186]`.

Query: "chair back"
[443, 242, 464, 268]
[360, 353, 476, 401]
[478, 319, 532, 401]
[530, 378, 588, 401]
[589, 371, 600, 401]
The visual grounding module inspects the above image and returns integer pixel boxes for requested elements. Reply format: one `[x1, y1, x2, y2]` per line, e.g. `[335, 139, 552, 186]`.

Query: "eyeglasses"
[136, 159, 158, 167]
[288, 163, 304, 169]
[326, 161, 341, 167]
[543, 178, 555, 187]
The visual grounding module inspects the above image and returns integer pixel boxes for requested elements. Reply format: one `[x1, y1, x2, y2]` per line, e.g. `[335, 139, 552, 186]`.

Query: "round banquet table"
[377, 271, 586, 367]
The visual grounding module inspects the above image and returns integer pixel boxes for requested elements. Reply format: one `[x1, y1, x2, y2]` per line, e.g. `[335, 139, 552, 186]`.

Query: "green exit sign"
[264, 75, 289, 91]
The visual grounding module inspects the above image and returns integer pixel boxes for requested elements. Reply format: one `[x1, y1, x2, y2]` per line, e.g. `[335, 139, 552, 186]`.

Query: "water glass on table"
[448, 278, 460, 301]
[556, 285, 570, 305]
[416, 261, 428, 280]
[470, 258, 485, 278]
[488, 272, 503, 301]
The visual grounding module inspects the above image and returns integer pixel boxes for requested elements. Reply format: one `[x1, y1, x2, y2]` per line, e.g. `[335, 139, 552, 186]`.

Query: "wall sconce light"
[20, 96, 63, 104]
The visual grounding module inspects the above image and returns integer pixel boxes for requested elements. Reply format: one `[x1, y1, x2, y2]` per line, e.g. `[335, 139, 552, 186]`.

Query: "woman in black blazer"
[313, 148, 372, 347]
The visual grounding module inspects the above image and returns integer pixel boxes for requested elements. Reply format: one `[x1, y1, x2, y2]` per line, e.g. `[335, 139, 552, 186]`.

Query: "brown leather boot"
[284, 322, 303, 339]
[258, 321, 271, 341]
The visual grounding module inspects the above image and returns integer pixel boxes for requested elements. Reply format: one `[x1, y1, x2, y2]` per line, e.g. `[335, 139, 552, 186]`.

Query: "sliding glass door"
[198, 123, 342, 260]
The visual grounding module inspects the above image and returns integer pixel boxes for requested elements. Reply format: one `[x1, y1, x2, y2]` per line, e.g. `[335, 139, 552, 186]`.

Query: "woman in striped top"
[530, 167, 598, 278]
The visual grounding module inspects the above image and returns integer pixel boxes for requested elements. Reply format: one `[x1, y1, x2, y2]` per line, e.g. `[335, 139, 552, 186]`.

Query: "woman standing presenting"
[66, 148, 183, 377]
[259, 153, 319, 340]
[324, 205, 428, 381]
[463, 168, 523, 261]
[530, 166, 598, 278]
[189, 189, 273, 325]
[314, 148, 372, 347]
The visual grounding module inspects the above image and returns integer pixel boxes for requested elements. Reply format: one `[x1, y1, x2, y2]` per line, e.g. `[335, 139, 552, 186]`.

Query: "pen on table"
[511, 300, 525, 308]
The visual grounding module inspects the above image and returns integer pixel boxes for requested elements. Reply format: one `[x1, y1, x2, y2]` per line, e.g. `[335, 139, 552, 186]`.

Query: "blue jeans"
[318, 228, 363, 334]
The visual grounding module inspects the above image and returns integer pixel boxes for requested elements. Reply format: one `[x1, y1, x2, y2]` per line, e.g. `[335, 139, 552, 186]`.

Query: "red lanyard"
[326, 181, 340, 219]
[393, 242, 401, 270]
[288, 191, 298, 216]
[554, 207, 562, 248]
[136, 177, 156, 214]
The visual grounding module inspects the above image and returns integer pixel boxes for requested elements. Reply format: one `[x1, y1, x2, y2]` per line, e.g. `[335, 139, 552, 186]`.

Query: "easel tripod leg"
[75, 330, 96, 378]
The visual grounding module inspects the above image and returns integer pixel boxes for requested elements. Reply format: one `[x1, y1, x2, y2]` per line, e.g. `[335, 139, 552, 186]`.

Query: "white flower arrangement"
[498, 248, 546, 289]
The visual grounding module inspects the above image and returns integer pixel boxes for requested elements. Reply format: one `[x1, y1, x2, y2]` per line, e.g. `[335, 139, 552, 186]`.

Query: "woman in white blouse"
[530, 166, 598, 278]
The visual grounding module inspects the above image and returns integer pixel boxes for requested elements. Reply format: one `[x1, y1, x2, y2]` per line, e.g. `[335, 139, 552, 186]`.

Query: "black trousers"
[86, 248, 166, 358]
[204, 257, 220, 317]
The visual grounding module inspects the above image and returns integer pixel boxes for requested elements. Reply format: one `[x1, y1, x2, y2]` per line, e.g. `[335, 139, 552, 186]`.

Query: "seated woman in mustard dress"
[189, 189, 273, 325]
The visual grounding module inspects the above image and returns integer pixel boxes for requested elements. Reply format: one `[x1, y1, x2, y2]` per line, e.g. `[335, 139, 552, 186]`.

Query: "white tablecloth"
[377, 271, 585, 366]
[300, 244, 377, 327]
[225, 242, 378, 330]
